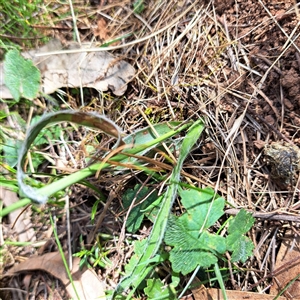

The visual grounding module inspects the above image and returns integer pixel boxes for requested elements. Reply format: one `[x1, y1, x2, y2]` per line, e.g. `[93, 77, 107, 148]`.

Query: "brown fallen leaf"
[0, 38, 135, 98]
[192, 285, 287, 300]
[0, 186, 36, 244]
[270, 229, 300, 299]
[94, 18, 109, 42]
[4, 251, 106, 299]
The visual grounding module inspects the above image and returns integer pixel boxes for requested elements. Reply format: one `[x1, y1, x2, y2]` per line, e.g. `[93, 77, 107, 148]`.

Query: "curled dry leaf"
[17, 110, 125, 204]
[4, 252, 106, 299]
[0, 38, 135, 98]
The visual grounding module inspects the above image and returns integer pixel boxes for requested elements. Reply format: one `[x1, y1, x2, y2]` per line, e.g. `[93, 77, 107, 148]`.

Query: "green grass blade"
[214, 263, 228, 300]
[50, 214, 80, 300]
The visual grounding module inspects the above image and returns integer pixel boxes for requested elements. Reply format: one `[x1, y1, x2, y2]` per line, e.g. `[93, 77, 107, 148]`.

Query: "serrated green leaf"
[165, 215, 226, 275]
[123, 184, 159, 233]
[227, 234, 254, 263]
[226, 210, 255, 263]
[4, 49, 40, 101]
[169, 246, 217, 275]
[228, 209, 255, 235]
[179, 187, 225, 230]
[164, 187, 226, 275]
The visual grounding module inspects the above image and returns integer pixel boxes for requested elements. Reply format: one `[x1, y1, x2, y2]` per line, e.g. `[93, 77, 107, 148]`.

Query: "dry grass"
[2, 0, 300, 298]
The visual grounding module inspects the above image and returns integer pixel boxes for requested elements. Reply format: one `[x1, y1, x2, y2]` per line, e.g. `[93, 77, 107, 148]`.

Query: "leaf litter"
[3, 252, 105, 300]
[0, 38, 135, 99]
[2, 0, 300, 299]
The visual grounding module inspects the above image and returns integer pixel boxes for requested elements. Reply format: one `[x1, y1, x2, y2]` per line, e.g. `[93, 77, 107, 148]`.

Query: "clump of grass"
[0, 0, 47, 51]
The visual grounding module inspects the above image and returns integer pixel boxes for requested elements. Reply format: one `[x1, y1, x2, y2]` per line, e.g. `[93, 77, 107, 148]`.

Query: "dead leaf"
[270, 229, 300, 299]
[0, 38, 135, 98]
[0, 186, 36, 244]
[4, 251, 106, 299]
[192, 285, 287, 300]
[94, 18, 109, 41]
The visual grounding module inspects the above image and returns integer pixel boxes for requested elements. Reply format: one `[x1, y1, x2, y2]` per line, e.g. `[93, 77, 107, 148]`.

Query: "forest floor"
[1, 0, 300, 299]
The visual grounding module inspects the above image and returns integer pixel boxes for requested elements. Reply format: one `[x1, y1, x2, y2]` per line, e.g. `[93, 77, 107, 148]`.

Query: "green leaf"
[164, 187, 227, 275]
[228, 209, 255, 235]
[123, 184, 159, 233]
[124, 239, 147, 276]
[144, 278, 176, 300]
[133, 0, 144, 14]
[227, 234, 254, 263]
[91, 198, 102, 224]
[179, 187, 225, 230]
[4, 49, 40, 101]
[124, 239, 166, 280]
[142, 195, 163, 223]
[226, 209, 255, 263]
[165, 215, 225, 275]
[0, 177, 18, 192]
[3, 138, 23, 167]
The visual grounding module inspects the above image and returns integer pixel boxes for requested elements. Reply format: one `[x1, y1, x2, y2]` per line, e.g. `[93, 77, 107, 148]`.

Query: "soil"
[2, 0, 300, 299]
[222, 0, 300, 139]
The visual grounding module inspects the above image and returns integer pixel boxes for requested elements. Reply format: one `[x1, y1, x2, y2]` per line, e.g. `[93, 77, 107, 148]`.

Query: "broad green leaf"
[123, 184, 158, 233]
[170, 249, 217, 275]
[198, 231, 227, 254]
[4, 49, 40, 101]
[179, 187, 225, 230]
[228, 209, 255, 235]
[226, 210, 255, 263]
[165, 215, 226, 275]
[227, 233, 254, 263]
[164, 187, 226, 275]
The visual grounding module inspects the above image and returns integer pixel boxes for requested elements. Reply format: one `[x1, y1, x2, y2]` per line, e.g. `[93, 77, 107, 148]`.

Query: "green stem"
[29, 121, 192, 200]
[0, 198, 31, 217]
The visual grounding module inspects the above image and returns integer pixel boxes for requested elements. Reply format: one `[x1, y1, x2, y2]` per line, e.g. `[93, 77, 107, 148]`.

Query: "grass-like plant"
[0, 0, 46, 50]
